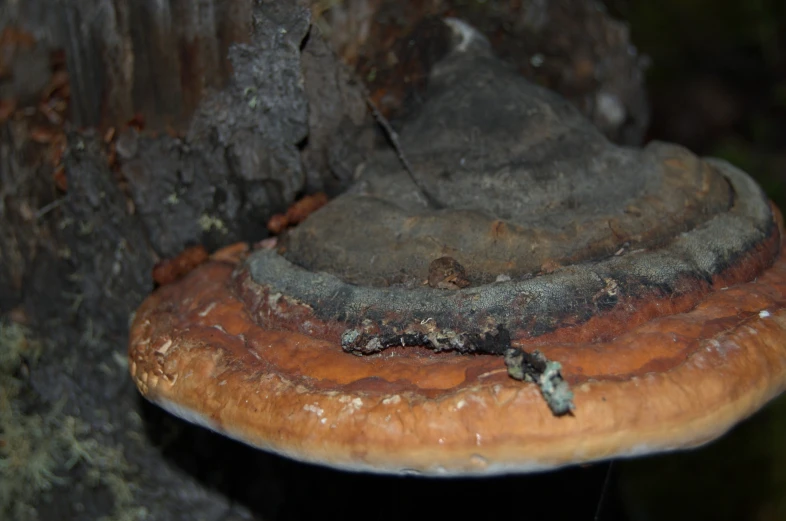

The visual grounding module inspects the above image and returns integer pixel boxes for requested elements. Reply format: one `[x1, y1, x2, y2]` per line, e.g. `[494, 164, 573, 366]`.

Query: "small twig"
[593, 461, 615, 521]
[365, 97, 443, 209]
[341, 323, 575, 416]
[36, 197, 66, 219]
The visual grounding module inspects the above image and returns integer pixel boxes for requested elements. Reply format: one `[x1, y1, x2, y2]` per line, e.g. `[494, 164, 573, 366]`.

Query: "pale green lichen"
[538, 359, 575, 415]
[0, 319, 39, 373]
[0, 320, 142, 521]
[198, 213, 228, 234]
[504, 347, 575, 416]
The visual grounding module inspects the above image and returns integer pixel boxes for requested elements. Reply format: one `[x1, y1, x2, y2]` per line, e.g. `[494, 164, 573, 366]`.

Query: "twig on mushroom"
[366, 96, 444, 209]
[504, 348, 575, 416]
[341, 324, 575, 416]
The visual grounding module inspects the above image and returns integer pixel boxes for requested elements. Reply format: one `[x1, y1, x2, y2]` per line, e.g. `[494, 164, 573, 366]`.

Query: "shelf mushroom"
[128, 20, 786, 476]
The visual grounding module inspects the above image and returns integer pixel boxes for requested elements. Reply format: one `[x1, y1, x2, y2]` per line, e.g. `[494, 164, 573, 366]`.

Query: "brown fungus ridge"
[261, 21, 777, 354]
[245, 160, 778, 355]
[129, 21, 786, 475]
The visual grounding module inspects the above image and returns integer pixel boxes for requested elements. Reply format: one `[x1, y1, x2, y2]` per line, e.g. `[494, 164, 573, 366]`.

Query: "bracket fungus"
[129, 21, 786, 476]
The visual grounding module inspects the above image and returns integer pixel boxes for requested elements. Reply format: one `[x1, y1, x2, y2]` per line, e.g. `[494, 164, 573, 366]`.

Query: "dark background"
[1, 1, 785, 520]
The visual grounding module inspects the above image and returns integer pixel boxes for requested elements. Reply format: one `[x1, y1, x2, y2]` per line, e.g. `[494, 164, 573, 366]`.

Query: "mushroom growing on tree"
[128, 20, 786, 476]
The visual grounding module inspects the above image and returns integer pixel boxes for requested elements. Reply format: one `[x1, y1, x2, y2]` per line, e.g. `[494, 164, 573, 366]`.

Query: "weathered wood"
[2, 0, 252, 129]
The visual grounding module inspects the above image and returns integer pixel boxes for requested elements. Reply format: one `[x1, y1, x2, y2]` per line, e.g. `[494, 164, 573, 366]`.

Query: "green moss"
[0, 321, 143, 520]
[0, 320, 40, 374]
[0, 320, 62, 520]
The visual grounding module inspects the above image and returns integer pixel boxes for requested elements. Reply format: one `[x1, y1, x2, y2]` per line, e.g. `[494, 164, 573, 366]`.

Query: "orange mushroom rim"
[128, 178, 786, 474]
[129, 184, 786, 470]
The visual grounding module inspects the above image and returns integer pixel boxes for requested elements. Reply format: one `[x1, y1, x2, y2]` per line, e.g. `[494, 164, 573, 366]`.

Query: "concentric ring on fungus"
[129, 19, 786, 476]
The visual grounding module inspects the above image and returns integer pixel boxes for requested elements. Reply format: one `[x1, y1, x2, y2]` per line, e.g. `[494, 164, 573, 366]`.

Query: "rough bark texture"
[0, 1, 647, 520]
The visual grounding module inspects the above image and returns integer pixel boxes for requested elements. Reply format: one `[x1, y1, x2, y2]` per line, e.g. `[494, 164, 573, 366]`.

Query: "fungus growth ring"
[129, 20, 786, 476]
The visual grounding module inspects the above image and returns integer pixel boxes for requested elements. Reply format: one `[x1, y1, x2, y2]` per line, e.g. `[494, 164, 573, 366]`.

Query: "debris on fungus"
[266, 192, 328, 234]
[504, 348, 575, 416]
[152, 245, 209, 286]
[341, 322, 575, 416]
